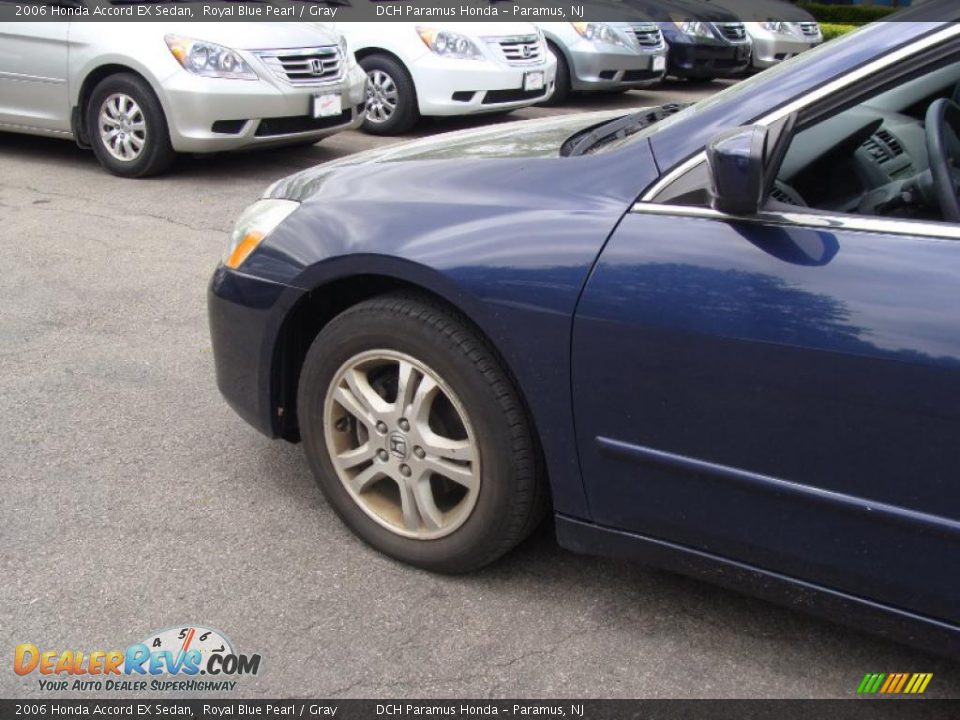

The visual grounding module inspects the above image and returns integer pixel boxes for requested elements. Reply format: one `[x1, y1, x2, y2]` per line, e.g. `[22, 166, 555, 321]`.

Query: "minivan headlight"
[571, 22, 630, 48]
[166, 35, 258, 80]
[762, 21, 791, 34]
[672, 20, 715, 39]
[339, 34, 356, 68]
[223, 200, 299, 270]
[416, 27, 484, 60]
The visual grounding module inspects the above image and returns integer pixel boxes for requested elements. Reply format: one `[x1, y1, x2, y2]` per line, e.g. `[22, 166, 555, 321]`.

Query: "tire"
[542, 43, 570, 105]
[359, 54, 419, 135]
[85, 73, 175, 178]
[297, 294, 548, 573]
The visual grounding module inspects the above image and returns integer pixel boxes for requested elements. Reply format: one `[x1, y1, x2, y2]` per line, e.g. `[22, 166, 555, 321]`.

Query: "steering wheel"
[925, 98, 960, 222]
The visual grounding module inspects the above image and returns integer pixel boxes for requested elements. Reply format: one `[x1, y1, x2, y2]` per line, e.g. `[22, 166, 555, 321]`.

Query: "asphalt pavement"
[2, 81, 959, 699]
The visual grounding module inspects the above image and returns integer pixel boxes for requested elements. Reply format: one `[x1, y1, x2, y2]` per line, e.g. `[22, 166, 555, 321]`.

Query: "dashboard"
[773, 105, 931, 217]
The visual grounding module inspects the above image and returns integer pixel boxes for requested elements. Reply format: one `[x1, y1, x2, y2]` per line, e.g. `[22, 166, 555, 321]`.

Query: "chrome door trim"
[641, 23, 960, 203]
[630, 203, 960, 242]
[0, 71, 66, 85]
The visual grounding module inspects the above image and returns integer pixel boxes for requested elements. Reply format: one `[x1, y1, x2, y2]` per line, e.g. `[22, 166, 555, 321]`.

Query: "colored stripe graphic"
[857, 673, 932, 694]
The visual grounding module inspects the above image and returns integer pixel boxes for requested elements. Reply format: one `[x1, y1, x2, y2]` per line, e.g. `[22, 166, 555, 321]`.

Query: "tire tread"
[304, 292, 548, 572]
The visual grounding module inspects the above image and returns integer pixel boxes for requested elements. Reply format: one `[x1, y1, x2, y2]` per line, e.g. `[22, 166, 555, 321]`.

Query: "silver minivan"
[0, 22, 366, 177]
[536, 21, 667, 103]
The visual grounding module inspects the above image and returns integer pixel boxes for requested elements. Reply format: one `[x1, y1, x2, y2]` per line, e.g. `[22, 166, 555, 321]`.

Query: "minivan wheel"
[542, 43, 570, 105]
[359, 55, 419, 135]
[86, 73, 175, 178]
[297, 294, 547, 573]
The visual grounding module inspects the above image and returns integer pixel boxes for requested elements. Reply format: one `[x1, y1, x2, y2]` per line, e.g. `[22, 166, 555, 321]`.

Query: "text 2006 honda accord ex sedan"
[210, 8, 960, 656]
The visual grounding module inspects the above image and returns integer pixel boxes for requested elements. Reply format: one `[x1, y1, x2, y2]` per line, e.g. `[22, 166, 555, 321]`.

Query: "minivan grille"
[254, 46, 343, 86]
[797, 22, 820, 37]
[495, 35, 544, 65]
[630, 24, 664, 48]
[715, 23, 748, 42]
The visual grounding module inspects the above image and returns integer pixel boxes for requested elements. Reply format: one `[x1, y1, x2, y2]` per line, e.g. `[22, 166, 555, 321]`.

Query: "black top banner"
[0, 0, 957, 23]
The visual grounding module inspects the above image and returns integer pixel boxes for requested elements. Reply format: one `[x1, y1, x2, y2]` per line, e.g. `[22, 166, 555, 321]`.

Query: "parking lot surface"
[3, 81, 959, 699]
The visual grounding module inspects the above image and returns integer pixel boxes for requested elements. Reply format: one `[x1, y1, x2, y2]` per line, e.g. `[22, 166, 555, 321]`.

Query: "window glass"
[772, 59, 960, 222]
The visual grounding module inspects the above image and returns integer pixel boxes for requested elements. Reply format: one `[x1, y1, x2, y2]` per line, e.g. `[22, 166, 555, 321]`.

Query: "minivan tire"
[359, 54, 419, 135]
[86, 73, 176, 178]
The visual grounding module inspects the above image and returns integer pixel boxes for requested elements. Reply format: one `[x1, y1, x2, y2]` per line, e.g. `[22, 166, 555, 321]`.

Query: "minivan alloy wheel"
[365, 69, 399, 124]
[98, 93, 147, 162]
[323, 349, 481, 540]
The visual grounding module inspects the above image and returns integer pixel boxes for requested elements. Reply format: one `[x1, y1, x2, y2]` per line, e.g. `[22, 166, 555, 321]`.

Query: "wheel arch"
[544, 36, 573, 67]
[73, 63, 163, 146]
[271, 272, 550, 502]
[353, 48, 421, 110]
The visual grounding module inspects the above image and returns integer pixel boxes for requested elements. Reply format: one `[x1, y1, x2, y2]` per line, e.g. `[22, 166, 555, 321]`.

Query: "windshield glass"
[594, 23, 878, 154]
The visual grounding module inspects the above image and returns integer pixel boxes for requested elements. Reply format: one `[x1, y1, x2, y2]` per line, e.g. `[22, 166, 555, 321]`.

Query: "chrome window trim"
[630, 203, 960, 242]
[639, 23, 960, 204]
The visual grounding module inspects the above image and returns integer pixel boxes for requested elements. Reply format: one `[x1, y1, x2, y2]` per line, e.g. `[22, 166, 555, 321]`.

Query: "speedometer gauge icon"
[140, 625, 234, 669]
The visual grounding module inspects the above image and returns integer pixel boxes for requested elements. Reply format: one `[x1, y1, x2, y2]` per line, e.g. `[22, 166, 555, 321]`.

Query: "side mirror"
[706, 125, 769, 216]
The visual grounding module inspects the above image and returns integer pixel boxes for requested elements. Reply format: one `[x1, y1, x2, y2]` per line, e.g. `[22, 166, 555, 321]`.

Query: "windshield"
[594, 23, 879, 154]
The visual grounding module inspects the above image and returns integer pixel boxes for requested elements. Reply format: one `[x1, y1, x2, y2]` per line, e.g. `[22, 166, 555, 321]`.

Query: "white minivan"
[327, 22, 558, 135]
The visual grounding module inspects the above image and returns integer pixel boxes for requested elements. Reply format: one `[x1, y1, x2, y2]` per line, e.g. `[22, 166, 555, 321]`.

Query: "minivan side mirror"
[706, 125, 769, 216]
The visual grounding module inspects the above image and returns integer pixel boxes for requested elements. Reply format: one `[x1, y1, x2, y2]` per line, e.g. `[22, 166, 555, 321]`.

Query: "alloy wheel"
[365, 69, 399, 124]
[323, 350, 481, 540]
[98, 93, 147, 162]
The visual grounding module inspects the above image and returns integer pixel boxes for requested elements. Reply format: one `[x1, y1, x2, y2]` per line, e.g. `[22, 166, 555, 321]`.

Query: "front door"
[572, 51, 960, 625]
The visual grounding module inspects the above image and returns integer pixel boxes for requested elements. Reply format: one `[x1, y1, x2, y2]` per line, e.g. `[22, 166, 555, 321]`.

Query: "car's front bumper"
[208, 264, 304, 438]
[412, 54, 557, 116]
[749, 33, 821, 69]
[161, 63, 367, 153]
[666, 40, 752, 79]
[566, 41, 667, 91]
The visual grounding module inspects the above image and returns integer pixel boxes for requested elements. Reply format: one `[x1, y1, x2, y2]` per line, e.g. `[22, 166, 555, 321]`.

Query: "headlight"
[223, 200, 299, 270]
[671, 20, 715, 39]
[571, 22, 630, 48]
[762, 21, 791, 34]
[339, 34, 356, 68]
[165, 35, 257, 80]
[416, 27, 484, 60]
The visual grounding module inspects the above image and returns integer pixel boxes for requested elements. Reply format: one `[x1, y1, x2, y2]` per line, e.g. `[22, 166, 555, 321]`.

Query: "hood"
[163, 22, 339, 51]
[702, 0, 815, 22]
[267, 110, 629, 202]
[624, 0, 740, 22]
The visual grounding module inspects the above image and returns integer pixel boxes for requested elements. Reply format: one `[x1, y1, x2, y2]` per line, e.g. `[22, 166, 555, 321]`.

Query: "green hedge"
[821, 22, 859, 41]
[798, 3, 898, 24]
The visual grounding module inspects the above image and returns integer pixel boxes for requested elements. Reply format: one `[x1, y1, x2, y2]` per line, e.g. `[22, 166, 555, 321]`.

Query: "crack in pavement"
[323, 625, 603, 698]
[1, 182, 228, 234]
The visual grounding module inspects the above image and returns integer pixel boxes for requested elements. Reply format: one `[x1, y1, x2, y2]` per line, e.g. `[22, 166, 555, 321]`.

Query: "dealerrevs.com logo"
[14, 625, 261, 692]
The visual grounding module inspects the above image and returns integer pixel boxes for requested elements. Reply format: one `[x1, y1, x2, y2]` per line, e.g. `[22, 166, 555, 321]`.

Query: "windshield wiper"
[563, 103, 690, 157]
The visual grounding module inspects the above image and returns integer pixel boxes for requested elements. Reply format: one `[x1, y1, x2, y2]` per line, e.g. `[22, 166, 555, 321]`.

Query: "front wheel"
[541, 44, 570, 105]
[297, 294, 547, 573]
[85, 73, 175, 178]
[359, 55, 419, 135]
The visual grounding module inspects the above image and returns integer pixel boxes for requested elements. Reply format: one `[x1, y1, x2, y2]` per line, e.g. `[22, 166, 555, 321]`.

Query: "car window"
[770, 57, 960, 223]
[654, 47, 960, 227]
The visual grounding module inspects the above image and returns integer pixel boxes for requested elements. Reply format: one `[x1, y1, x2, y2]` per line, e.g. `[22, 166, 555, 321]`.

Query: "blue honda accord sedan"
[210, 8, 960, 654]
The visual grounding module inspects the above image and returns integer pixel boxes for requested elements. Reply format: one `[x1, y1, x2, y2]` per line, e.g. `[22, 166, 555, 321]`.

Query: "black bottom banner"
[2, 699, 960, 720]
